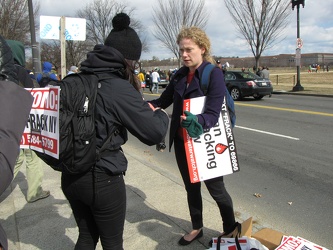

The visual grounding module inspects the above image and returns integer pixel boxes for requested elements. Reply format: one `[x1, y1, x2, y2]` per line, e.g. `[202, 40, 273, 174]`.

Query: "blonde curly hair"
[176, 26, 215, 64]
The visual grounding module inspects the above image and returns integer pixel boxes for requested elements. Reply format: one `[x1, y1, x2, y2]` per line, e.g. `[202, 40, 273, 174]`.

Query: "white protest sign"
[183, 96, 239, 183]
[21, 87, 60, 159]
[40, 16, 61, 40]
[40, 16, 86, 41]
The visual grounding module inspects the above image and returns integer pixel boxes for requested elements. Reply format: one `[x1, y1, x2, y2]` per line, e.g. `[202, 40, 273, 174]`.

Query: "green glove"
[181, 111, 203, 138]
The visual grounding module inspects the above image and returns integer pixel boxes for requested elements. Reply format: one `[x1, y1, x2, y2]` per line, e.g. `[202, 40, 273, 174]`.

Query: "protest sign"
[21, 87, 60, 159]
[276, 236, 328, 250]
[183, 96, 239, 183]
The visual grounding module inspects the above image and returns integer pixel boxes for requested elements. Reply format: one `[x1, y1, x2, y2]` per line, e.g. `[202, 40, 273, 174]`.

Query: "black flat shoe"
[178, 229, 203, 246]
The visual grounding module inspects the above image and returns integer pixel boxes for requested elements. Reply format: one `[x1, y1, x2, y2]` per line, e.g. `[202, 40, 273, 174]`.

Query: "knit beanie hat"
[104, 13, 142, 61]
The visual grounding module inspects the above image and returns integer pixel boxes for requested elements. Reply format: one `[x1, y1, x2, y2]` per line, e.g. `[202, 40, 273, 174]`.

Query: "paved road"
[139, 92, 333, 249]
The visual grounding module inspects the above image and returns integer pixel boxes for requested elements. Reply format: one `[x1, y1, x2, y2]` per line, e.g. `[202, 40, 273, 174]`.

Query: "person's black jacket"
[80, 44, 169, 174]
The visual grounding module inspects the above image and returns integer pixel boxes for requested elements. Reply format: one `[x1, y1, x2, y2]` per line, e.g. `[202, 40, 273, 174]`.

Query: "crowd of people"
[0, 12, 239, 250]
[307, 63, 329, 73]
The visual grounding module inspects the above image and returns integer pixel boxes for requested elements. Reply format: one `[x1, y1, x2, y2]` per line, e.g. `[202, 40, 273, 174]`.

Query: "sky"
[38, 0, 333, 61]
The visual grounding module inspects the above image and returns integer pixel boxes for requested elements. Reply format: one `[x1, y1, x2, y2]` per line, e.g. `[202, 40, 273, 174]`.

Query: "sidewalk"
[0, 146, 248, 250]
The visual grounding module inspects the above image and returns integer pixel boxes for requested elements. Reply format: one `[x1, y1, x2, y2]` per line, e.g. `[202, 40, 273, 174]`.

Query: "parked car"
[158, 71, 169, 88]
[144, 70, 169, 89]
[224, 70, 273, 100]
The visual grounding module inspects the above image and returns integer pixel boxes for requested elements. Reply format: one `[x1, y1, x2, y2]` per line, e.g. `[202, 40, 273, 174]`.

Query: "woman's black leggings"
[174, 136, 236, 233]
[61, 170, 126, 250]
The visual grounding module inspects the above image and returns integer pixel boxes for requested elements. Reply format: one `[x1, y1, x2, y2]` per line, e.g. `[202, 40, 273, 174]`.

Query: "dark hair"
[123, 59, 141, 92]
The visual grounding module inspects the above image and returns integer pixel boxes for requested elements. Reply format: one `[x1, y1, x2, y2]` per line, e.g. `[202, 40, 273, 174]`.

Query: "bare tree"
[152, 0, 208, 64]
[66, 40, 91, 68]
[39, 40, 92, 76]
[40, 41, 61, 73]
[224, 0, 291, 69]
[0, 0, 39, 44]
[76, 0, 147, 52]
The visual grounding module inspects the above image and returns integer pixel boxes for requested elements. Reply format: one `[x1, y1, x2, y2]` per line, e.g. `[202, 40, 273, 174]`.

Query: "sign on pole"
[296, 38, 303, 49]
[40, 16, 86, 41]
[295, 48, 301, 66]
[40, 15, 86, 78]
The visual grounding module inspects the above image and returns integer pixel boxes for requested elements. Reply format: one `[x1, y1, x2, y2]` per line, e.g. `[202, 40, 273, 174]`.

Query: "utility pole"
[292, 0, 305, 91]
[27, 0, 41, 75]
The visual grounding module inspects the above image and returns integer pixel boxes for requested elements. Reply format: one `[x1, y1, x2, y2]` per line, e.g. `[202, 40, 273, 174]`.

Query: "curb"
[272, 91, 333, 98]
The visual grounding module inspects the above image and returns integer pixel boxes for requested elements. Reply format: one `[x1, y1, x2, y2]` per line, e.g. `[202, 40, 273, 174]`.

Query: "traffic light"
[291, 0, 305, 10]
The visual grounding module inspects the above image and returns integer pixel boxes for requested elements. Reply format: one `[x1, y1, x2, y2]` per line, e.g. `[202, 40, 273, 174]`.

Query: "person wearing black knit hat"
[61, 13, 169, 250]
[105, 12, 142, 61]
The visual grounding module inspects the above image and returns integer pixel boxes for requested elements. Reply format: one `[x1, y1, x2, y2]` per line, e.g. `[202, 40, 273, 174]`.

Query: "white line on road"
[236, 126, 300, 140]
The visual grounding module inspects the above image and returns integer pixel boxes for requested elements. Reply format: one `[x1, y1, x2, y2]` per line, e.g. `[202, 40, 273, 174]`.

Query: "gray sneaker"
[28, 190, 50, 203]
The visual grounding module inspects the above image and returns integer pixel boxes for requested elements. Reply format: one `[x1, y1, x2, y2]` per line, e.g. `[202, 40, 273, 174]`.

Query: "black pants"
[61, 170, 126, 250]
[174, 136, 236, 233]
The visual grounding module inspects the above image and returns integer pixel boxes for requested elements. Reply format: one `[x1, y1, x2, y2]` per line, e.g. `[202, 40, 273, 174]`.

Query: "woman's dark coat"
[149, 61, 226, 151]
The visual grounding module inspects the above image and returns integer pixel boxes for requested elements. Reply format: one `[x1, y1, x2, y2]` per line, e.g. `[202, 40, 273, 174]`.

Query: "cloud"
[39, 0, 333, 60]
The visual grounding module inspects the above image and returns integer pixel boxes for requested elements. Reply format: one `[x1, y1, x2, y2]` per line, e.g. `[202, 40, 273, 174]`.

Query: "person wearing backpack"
[148, 27, 238, 246]
[36, 61, 58, 87]
[60, 13, 169, 250]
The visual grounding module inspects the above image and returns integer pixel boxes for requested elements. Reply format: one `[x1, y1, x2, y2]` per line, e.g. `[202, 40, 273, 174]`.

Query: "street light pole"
[292, 0, 305, 91]
[27, 0, 41, 75]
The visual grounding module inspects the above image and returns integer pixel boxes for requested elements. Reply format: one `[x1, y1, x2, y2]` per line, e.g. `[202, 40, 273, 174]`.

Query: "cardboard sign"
[21, 87, 60, 159]
[183, 96, 239, 183]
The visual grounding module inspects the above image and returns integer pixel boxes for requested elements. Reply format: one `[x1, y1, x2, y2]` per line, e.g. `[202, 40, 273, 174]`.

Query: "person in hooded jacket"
[149, 27, 237, 246]
[6, 39, 51, 203]
[36, 61, 58, 87]
[60, 13, 169, 250]
[0, 34, 34, 250]
[5, 40, 34, 88]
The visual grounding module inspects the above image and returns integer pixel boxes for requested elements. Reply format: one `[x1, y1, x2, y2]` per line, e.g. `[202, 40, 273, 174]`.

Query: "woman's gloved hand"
[181, 111, 203, 138]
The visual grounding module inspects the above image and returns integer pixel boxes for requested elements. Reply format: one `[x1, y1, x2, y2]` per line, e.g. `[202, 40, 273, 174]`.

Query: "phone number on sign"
[27, 134, 55, 152]
[230, 151, 239, 171]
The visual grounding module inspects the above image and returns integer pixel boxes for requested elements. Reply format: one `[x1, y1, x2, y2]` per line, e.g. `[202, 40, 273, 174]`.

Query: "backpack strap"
[200, 63, 215, 95]
[74, 72, 121, 161]
[200, 63, 236, 128]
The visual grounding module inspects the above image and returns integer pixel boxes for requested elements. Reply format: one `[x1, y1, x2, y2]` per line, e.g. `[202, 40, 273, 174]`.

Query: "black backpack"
[33, 72, 117, 174]
[39, 72, 57, 87]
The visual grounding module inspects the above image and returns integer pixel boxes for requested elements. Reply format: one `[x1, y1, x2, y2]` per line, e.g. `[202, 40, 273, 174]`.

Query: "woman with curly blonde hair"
[149, 26, 237, 246]
[176, 26, 216, 65]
